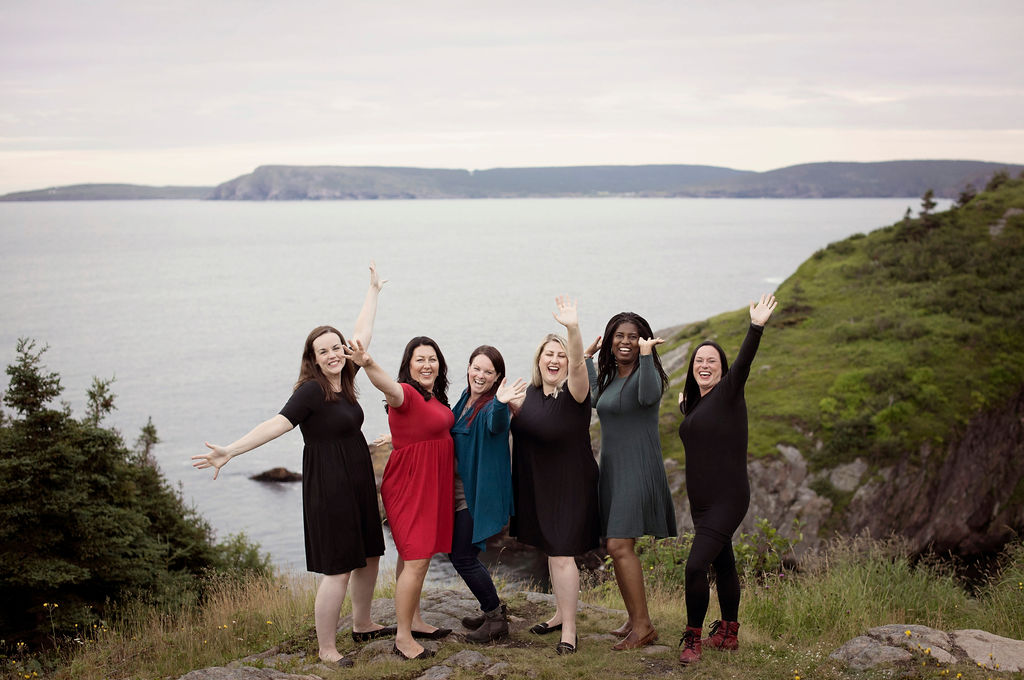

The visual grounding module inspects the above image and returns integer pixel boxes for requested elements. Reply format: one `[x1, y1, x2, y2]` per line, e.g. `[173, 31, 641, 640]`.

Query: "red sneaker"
[701, 620, 740, 650]
[678, 626, 702, 665]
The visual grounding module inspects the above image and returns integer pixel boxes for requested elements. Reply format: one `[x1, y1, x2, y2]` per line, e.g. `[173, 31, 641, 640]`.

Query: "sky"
[1, 0, 1022, 194]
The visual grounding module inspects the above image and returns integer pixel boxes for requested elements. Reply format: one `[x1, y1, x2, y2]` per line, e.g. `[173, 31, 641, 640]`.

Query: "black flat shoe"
[530, 621, 562, 635]
[392, 644, 436, 660]
[555, 635, 578, 655]
[351, 626, 397, 642]
[411, 627, 451, 640]
[320, 655, 355, 667]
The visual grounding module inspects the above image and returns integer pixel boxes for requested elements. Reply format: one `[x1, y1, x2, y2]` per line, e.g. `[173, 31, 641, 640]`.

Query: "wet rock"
[249, 467, 301, 482]
[952, 628, 1024, 672]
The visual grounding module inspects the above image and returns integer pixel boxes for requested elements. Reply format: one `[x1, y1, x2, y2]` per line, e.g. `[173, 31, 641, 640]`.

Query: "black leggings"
[684, 533, 740, 628]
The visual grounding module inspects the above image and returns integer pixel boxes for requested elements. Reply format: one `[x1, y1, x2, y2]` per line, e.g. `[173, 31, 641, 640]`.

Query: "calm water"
[0, 197, 944, 579]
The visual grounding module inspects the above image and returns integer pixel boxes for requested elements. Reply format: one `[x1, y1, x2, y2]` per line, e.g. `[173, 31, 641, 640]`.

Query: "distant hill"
[0, 184, 212, 201]
[3, 161, 1021, 201]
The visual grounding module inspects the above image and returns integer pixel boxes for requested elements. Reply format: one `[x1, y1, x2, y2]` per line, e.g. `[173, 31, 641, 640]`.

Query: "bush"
[0, 340, 269, 646]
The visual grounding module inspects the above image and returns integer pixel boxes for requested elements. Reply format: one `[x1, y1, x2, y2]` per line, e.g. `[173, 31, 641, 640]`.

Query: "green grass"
[658, 178, 1024, 475]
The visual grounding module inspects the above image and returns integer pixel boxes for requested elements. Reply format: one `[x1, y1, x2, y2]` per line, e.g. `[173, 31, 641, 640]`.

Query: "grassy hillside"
[658, 175, 1024, 472]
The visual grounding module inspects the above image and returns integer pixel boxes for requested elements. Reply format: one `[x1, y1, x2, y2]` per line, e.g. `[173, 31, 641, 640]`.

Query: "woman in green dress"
[587, 311, 676, 650]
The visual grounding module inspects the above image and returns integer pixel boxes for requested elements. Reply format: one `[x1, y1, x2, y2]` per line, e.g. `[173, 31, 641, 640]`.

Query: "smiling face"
[538, 339, 568, 389]
[612, 321, 641, 367]
[692, 344, 724, 395]
[312, 332, 345, 382]
[408, 344, 440, 391]
[467, 354, 499, 398]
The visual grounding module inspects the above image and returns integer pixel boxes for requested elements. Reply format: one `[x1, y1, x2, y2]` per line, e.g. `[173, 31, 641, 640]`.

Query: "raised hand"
[192, 443, 231, 480]
[584, 335, 602, 359]
[368, 260, 387, 292]
[343, 338, 374, 367]
[495, 377, 528, 404]
[638, 336, 665, 355]
[552, 295, 580, 328]
[371, 432, 392, 448]
[749, 293, 778, 327]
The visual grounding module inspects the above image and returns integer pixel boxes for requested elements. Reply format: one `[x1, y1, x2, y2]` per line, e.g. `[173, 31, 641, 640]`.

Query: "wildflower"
[266, 620, 273, 625]
[904, 629, 912, 637]
[925, 647, 931, 654]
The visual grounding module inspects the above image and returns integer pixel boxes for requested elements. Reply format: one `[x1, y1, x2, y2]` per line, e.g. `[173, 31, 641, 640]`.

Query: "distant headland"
[2, 160, 1021, 201]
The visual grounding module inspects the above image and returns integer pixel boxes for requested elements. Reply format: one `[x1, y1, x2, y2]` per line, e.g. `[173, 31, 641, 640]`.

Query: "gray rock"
[829, 635, 913, 670]
[483, 661, 512, 677]
[177, 667, 321, 680]
[445, 649, 491, 668]
[952, 628, 1024, 672]
[414, 666, 453, 680]
[868, 624, 955, 664]
[829, 458, 867, 492]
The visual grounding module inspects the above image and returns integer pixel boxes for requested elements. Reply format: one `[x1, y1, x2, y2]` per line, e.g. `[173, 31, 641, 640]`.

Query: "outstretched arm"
[192, 414, 294, 479]
[725, 293, 778, 391]
[553, 295, 589, 403]
[349, 261, 386, 350]
[344, 338, 405, 408]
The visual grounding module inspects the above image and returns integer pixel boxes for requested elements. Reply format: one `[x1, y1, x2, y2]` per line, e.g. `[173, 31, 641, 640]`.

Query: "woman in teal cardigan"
[449, 345, 527, 643]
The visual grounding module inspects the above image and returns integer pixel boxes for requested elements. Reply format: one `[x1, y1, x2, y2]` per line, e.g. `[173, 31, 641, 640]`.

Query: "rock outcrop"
[831, 624, 1024, 672]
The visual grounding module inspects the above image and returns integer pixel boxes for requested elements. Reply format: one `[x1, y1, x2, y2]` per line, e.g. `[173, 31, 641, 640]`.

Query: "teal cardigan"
[450, 389, 515, 550]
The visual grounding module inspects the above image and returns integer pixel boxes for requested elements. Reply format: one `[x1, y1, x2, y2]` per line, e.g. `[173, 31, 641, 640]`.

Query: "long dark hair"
[595, 312, 669, 399]
[396, 336, 449, 407]
[463, 345, 505, 426]
[681, 340, 729, 415]
[296, 325, 357, 403]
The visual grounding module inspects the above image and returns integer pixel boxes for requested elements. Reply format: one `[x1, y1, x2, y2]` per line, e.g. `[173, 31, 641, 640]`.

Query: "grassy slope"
[657, 177, 1024, 475]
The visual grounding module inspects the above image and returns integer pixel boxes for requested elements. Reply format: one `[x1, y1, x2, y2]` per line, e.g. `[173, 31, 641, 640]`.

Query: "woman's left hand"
[343, 338, 374, 367]
[495, 377, 528, 404]
[638, 336, 665, 355]
[369, 260, 387, 292]
[750, 293, 778, 326]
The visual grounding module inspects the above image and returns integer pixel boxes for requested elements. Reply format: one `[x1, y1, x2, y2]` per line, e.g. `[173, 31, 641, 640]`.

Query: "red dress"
[381, 382, 455, 560]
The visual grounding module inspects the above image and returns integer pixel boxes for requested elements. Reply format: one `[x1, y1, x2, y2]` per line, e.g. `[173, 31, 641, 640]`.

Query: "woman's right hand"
[552, 295, 580, 328]
[495, 377, 528, 404]
[368, 260, 387, 292]
[343, 338, 374, 367]
[192, 443, 231, 480]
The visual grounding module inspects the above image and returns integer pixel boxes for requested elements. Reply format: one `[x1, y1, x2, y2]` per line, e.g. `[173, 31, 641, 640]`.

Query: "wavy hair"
[680, 340, 729, 415]
[595, 312, 668, 399]
[530, 333, 568, 397]
[396, 336, 449, 407]
[295, 325, 357, 403]
[462, 345, 505, 426]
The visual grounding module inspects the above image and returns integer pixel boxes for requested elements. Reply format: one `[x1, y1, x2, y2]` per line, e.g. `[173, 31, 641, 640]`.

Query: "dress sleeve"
[279, 380, 320, 426]
[723, 323, 764, 393]
[586, 357, 599, 404]
[636, 353, 664, 406]
[485, 399, 511, 435]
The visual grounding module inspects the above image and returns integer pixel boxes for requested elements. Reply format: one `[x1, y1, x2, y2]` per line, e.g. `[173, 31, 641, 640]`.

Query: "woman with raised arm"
[509, 296, 600, 656]
[675, 294, 777, 666]
[586, 311, 676, 651]
[343, 335, 454, 660]
[192, 263, 390, 668]
[449, 346, 528, 643]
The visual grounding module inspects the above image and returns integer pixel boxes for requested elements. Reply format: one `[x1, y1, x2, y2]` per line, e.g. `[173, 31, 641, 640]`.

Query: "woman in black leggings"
[676, 294, 777, 665]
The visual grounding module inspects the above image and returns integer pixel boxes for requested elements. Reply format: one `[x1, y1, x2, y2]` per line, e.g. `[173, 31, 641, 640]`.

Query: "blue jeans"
[447, 509, 500, 611]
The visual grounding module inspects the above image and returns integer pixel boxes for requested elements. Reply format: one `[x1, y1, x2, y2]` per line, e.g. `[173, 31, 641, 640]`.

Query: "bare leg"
[394, 557, 431, 658]
[350, 556, 385, 633]
[314, 573, 350, 661]
[548, 555, 579, 646]
[396, 557, 435, 633]
[607, 538, 655, 640]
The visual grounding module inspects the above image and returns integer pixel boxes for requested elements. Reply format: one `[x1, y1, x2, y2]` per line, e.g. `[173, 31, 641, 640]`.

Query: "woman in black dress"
[192, 263, 391, 668]
[509, 296, 600, 655]
[675, 293, 777, 665]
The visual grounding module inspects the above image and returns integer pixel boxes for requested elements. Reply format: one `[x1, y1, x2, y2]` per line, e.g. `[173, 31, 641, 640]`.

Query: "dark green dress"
[588, 355, 677, 539]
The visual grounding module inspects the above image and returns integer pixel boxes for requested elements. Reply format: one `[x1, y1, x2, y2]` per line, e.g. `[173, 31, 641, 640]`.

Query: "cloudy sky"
[1, 0, 1021, 193]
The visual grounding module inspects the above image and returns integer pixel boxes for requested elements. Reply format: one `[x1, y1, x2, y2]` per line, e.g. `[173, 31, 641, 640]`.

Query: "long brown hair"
[295, 326, 358, 403]
[396, 336, 449, 406]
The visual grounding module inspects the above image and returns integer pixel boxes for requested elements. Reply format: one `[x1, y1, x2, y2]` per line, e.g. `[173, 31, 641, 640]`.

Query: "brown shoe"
[611, 626, 658, 651]
[609, 620, 632, 638]
[678, 626, 702, 665]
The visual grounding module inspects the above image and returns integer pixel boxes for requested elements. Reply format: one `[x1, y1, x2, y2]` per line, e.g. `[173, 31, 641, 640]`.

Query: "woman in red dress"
[345, 335, 454, 660]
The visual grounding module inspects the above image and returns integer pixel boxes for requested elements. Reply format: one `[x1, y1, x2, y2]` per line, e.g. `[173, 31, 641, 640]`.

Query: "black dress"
[280, 380, 385, 575]
[510, 385, 600, 556]
[678, 324, 762, 541]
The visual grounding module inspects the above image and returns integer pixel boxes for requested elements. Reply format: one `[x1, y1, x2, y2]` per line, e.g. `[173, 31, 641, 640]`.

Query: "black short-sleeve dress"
[509, 385, 600, 556]
[280, 380, 385, 575]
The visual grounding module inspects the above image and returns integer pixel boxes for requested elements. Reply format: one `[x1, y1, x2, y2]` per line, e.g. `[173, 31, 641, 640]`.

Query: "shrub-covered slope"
[658, 176, 1024, 552]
